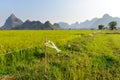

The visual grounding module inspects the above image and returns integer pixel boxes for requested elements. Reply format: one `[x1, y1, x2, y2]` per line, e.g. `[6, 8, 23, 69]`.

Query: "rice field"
[0, 30, 93, 54]
[0, 30, 120, 80]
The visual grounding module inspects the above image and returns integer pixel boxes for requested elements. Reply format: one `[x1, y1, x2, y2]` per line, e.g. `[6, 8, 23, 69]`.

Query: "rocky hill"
[2, 14, 23, 29]
[2, 14, 60, 30]
[12, 20, 60, 30]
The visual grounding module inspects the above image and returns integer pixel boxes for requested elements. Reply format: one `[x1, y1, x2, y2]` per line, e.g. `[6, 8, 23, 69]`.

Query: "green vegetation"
[98, 21, 118, 30]
[98, 25, 105, 30]
[108, 21, 117, 30]
[0, 30, 120, 80]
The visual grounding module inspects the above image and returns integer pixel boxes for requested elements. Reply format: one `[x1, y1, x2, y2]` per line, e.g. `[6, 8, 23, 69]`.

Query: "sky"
[0, 0, 120, 26]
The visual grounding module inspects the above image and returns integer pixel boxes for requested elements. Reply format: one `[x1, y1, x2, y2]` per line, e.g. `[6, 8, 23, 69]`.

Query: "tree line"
[98, 21, 117, 30]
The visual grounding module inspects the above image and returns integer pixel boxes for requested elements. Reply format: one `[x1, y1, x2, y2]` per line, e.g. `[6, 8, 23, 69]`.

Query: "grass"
[0, 30, 120, 80]
[0, 30, 93, 53]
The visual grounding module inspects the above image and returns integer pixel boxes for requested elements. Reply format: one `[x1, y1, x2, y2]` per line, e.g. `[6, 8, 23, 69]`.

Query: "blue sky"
[0, 0, 120, 26]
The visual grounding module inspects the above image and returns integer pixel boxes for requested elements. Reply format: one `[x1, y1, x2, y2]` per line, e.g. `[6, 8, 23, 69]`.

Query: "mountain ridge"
[58, 14, 120, 29]
[2, 14, 120, 29]
[2, 14, 60, 30]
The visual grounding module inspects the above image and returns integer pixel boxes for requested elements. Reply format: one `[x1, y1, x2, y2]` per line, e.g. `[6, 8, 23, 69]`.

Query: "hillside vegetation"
[0, 30, 120, 80]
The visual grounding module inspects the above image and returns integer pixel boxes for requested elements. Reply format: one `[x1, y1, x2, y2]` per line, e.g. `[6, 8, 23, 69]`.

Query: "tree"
[108, 21, 117, 30]
[98, 25, 104, 30]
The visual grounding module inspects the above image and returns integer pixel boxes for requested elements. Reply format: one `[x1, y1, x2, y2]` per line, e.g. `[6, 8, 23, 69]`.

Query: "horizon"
[0, 0, 120, 26]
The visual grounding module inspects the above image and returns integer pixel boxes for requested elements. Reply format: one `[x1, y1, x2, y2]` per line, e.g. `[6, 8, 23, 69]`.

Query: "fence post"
[44, 36, 47, 74]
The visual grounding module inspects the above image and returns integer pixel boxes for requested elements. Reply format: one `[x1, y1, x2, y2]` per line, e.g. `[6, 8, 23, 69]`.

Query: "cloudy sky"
[0, 0, 120, 26]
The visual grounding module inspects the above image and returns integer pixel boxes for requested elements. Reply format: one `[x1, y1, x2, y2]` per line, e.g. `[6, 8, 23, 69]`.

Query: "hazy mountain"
[91, 14, 120, 29]
[58, 22, 70, 29]
[53, 23, 61, 29]
[58, 18, 98, 29]
[58, 14, 120, 29]
[78, 18, 98, 29]
[71, 22, 80, 28]
[2, 14, 23, 29]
